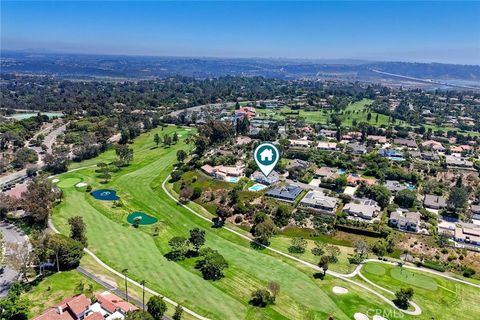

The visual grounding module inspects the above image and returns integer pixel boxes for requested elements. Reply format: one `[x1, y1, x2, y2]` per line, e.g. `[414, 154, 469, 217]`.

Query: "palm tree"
[122, 268, 129, 302]
[140, 280, 147, 311]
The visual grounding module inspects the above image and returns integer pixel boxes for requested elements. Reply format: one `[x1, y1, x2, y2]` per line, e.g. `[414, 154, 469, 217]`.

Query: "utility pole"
[140, 280, 146, 311]
[122, 268, 129, 302]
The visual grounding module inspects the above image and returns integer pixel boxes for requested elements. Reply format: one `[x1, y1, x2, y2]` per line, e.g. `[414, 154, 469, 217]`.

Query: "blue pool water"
[405, 183, 416, 191]
[226, 177, 240, 183]
[338, 169, 347, 174]
[248, 183, 268, 192]
[388, 156, 406, 161]
[91, 189, 119, 201]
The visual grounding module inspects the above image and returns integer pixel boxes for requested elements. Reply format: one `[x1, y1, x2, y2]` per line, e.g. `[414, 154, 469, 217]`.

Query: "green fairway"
[57, 177, 82, 188]
[390, 268, 438, 291]
[52, 126, 403, 319]
[364, 263, 386, 276]
[359, 262, 480, 319]
[256, 99, 393, 127]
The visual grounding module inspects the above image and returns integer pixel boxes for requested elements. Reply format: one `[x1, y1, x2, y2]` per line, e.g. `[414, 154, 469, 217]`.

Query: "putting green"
[390, 268, 438, 291]
[127, 212, 158, 225]
[57, 177, 82, 189]
[364, 263, 386, 276]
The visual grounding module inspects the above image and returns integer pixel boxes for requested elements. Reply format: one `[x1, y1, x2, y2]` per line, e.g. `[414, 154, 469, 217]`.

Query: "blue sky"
[1, 1, 479, 64]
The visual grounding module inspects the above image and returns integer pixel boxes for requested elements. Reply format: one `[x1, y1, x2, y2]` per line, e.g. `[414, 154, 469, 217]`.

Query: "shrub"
[421, 260, 446, 272]
[463, 267, 476, 278]
[250, 289, 274, 307]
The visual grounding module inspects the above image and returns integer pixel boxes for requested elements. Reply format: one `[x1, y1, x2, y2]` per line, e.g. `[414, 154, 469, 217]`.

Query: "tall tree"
[147, 296, 167, 320]
[173, 305, 184, 320]
[154, 133, 160, 147]
[115, 145, 134, 165]
[22, 176, 56, 227]
[68, 216, 88, 247]
[188, 228, 206, 254]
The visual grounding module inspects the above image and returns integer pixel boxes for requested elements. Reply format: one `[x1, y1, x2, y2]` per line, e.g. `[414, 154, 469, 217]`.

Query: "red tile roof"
[84, 312, 104, 320]
[33, 294, 91, 320]
[95, 291, 138, 314]
[66, 294, 91, 316]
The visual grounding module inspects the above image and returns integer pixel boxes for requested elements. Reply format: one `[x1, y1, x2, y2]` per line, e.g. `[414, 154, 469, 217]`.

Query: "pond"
[91, 189, 119, 201]
[127, 212, 158, 225]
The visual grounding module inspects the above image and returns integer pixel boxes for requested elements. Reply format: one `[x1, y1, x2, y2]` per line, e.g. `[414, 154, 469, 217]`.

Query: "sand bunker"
[332, 286, 348, 294]
[76, 182, 88, 187]
[354, 313, 369, 320]
[372, 316, 388, 320]
[52, 179, 60, 183]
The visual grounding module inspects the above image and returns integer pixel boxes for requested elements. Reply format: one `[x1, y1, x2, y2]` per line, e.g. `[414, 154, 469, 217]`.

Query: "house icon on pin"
[260, 148, 273, 162]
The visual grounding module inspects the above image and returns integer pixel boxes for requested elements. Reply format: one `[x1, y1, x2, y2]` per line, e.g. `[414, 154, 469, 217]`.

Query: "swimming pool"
[248, 183, 268, 192]
[388, 156, 406, 161]
[225, 177, 240, 183]
[405, 183, 416, 191]
[338, 169, 347, 174]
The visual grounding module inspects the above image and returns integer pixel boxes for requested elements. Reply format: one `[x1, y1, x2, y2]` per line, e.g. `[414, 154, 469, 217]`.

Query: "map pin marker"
[254, 142, 280, 177]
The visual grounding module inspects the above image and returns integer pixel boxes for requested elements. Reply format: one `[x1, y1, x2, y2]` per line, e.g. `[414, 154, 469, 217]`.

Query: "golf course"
[52, 125, 480, 320]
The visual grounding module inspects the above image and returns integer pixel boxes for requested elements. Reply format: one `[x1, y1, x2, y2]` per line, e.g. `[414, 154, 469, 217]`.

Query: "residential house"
[33, 292, 137, 320]
[265, 184, 304, 202]
[422, 140, 445, 152]
[384, 180, 406, 192]
[471, 205, 480, 221]
[454, 223, 480, 247]
[393, 138, 417, 149]
[347, 142, 367, 155]
[445, 155, 474, 168]
[343, 198, 381, 220]
[409, 151, 439, 162]
[367, 135, 387, 144]
[389, 211, 421, 232]
[317, 141, 338, 151]
[33, 294, 92, 320]
[235, 106, 256, 119]
[424, 194, 447, 210]
[286, 159, 310, 171]
[251, 170, 280, 185]
[289, 139, 311, 148]
[299, 190, 338, 215]
[347, 174, 376, 186]
[379, 148, 404, 159]
[89, 291, 138, 319]
[315, 167, 339, 180]
[319, 129, 337, 138]
[201, 163, 245, 180]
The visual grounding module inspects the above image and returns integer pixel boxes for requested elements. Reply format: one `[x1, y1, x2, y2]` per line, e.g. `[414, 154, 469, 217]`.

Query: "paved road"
[0, 122, 67, 186]
[0, 221, 29, 297]
[43, 123, 67, 154]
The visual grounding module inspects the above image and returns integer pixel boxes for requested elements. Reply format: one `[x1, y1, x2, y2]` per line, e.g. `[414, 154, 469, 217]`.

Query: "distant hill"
[1, 51, 479, 89]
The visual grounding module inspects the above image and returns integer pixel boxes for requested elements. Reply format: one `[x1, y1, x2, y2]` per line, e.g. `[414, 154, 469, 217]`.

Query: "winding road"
[47, 163, 480, 319]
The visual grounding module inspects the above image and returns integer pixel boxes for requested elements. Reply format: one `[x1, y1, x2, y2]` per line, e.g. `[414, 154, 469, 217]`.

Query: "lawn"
[360, 262, 480, 319]
[256, 99, 393, 127]
[22, 270, 102, 318]
[52, 125, 402, 320]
